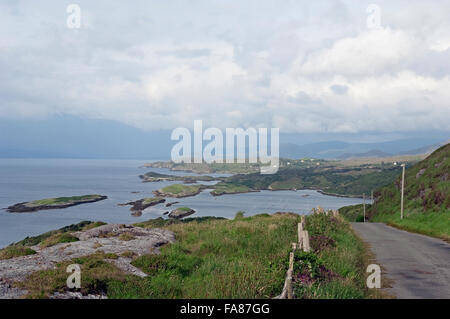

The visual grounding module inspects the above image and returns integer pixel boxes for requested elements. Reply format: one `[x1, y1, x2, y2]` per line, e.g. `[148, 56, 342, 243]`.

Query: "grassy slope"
[109, 214, 299, 298]
[16, 214, 372, 299]
[341, 143, 450, 241]
[109, 213, 374, 299]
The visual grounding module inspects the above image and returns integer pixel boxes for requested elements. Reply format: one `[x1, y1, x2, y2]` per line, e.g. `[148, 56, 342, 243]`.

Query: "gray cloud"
[330, 84, 348, 95]
[0, 0, 449, 134]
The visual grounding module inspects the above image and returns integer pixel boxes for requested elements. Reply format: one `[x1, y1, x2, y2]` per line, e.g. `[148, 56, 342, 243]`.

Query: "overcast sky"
[1, 0, 450, 136]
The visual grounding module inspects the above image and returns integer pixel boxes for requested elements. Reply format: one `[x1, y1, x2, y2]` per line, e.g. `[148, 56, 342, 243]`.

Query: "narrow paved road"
[352, 222, 450, 299]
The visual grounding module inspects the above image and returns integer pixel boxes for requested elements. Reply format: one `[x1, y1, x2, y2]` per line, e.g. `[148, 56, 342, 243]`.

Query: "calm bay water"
[0, 159, 365, 248]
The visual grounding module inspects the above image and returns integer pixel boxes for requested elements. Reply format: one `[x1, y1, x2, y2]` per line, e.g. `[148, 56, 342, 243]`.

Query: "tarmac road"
[352, 222, 450, 299]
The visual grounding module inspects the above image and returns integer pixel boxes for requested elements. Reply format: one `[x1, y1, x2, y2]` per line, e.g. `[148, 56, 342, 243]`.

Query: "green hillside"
[341, 143, 450, 240]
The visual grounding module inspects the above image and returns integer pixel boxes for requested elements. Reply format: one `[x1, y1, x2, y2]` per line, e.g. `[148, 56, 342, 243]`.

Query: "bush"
[234, 211, 245, 219]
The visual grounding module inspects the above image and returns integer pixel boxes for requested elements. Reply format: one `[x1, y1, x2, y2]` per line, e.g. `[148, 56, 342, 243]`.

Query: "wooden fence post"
[302, 230, 311, 252]
[298, 222, 303, 250]
[287, 251, 294, 299]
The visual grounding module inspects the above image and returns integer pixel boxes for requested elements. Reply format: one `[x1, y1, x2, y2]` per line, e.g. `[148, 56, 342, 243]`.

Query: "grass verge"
[291, 213, 377, 299]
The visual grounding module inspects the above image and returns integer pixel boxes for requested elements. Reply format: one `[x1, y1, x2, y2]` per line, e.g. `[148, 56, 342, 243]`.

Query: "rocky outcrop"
[0, 224, 175, 299]
[118, 198, 165, 216]
[168, 208, 196, 219]
[165, 201, 180, 207]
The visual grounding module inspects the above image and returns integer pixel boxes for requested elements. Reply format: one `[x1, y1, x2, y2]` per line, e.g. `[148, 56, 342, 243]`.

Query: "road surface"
[352, 222, 450, 299]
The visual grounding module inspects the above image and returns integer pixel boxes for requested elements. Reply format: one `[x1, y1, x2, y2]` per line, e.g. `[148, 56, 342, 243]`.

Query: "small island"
[7, 195, 107, 213]
[168, 207, 196, 219]
[140, 171, 217, 183]
[118, 197, 166, 216]
[153, 184, 206, 198]
[210, 183, 258, 196]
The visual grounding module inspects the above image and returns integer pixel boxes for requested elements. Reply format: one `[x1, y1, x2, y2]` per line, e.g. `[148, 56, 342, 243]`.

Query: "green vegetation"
[13, 213, 374, 299]
[141, 197, 163, 205]
[214, 166, 401, 197]
[341, 143, 450, 241]
[373, 211, 450, 241]
[372, 143, 449, 240]
[18, 252, 124, 298]
[39, 233, 79, 248]
[144, 156, 411, 198]
[7, 195, 107, 212]
[133, 216, 226, 228]
[108, 214, 299, 298]
[339, 204, 369, 222]
[154, 184, 205, 198]
[210, 183, 255, 196]
[144, 161, 261, 174]
[0, 246, 36, 260]
[234, 211, 245, 219]
[11, 221, 105, 247]
[28, 195, 104, 207]
[0, 221, 105, 260]
[293, 213, 373, 298]
[140, 171, 216, 183]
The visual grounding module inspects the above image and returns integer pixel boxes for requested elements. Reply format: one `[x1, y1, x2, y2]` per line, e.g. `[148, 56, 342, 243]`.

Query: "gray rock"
[169, 208, 196, 219]
[0, 224, 175, 298]
[416, 168, 426, 179]
[50, 292, 107, 299]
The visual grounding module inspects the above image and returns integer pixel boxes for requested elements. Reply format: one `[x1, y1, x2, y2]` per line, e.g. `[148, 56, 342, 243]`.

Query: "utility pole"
[363, 193, 366, 223]
[400, 163, 406, 220]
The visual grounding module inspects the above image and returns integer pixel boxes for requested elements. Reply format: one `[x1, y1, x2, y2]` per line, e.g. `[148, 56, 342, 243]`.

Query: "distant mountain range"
[0, 115, 448, 160]
[280, 139, 448, 160]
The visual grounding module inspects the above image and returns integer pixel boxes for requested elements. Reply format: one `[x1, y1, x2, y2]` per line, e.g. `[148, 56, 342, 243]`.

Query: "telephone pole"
[363, 193, 366, 223]
[400, 163, 406, 220]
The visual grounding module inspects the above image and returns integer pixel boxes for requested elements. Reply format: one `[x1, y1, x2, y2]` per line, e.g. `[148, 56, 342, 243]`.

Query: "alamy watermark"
[66, 4, 90, 29]
[66, 264, 81, 289]
[171, 120, 279, 174]
[366, 264, 381, 288]
[366, 4, 382, 30]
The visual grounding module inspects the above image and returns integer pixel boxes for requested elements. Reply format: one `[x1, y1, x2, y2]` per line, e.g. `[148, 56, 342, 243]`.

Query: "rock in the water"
[118, 198, 165, 216]
[165, 201, 179, 207]
[168, 208, 195, 219]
